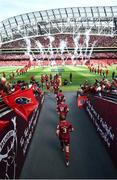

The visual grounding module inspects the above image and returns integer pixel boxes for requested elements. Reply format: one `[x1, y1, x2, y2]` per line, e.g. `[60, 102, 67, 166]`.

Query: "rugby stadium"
[0, 5, 117, 179]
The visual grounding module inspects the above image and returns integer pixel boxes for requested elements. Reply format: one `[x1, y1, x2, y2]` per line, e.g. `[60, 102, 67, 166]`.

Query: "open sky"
[0, 0, 117, 21]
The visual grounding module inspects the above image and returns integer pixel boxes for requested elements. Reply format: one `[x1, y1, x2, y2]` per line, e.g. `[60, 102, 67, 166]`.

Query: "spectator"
[63, 79, 69, 86]
[69, 72, 72, 83]
[112, 71, 115, 79]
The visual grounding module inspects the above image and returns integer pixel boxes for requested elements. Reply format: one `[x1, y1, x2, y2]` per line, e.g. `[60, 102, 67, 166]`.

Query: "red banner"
[0, 92, 43, 179]
[2, 88, 38, 121]
[0, 120, 10, 133]
[77, 95, 87, 108]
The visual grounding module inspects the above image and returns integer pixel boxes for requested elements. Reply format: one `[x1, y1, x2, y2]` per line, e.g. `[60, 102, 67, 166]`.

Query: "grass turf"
[0, 65, 117, 91]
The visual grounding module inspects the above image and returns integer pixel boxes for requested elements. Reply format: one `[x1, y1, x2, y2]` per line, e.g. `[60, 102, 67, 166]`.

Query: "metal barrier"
[85, 95, 117, 167]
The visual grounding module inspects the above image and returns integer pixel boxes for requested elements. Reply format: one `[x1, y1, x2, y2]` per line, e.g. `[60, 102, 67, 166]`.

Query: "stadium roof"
[0, 6, 117, 43]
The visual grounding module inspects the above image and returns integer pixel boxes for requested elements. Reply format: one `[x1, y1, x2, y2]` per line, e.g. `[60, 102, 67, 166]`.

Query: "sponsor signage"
[0, 94, 43, 179]
[86, 96, 117, 167]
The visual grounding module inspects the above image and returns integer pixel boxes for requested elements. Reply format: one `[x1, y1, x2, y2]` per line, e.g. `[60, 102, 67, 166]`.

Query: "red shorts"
[59, 137, 70, 146]
[59, 112, 67, 117]
[60, 139, 70, 146]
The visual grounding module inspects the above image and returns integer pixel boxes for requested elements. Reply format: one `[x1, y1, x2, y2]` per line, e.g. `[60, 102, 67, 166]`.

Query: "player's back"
[57, 92, 64, 101]
[59, 120, 72, 140]
[58, 102, 69, 112]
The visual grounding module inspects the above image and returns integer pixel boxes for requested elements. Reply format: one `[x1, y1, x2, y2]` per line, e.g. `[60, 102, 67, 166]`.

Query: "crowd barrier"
[85, 95, 117, 167]
[0, 94, 44, 179]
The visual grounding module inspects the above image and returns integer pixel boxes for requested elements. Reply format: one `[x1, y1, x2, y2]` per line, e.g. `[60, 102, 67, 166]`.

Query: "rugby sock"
[65, 151, 70, 161]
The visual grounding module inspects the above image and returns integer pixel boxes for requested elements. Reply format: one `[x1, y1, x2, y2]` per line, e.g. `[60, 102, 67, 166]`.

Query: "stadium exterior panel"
[0, 6, 117, 44]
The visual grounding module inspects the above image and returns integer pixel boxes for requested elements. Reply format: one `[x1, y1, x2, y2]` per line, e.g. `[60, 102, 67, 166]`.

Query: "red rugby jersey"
[56, 92, 65, 103]
[57, 103, 69, 116]
[57, 120, 72, 140]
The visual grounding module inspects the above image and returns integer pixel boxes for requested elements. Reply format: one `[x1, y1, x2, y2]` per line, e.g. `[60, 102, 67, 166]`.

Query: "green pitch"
[0, 65, 116, 91]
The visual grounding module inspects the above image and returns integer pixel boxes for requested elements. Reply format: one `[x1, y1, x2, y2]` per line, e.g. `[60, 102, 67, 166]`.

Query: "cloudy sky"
[0, 0, 117, 21]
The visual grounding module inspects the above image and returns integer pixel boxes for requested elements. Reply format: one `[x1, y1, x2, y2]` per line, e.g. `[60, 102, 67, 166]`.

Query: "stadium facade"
[0, 6, 117, 67]
[0, 6, 117, 44]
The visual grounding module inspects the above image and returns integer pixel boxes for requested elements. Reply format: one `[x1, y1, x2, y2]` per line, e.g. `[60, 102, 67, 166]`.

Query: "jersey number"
[63, 127, 67, 133]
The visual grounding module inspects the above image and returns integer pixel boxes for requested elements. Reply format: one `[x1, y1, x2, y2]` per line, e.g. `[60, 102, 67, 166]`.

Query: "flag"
[77, 95, 87, 109]
[2, 88, 38, 121]
[0, 120, 10, 133]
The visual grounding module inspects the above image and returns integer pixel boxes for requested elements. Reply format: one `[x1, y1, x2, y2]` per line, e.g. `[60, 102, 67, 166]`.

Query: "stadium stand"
[1, 34, 117, 49]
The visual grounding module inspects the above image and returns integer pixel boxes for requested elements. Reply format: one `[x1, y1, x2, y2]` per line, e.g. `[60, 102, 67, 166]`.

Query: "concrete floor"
[20, 92, 117, 179]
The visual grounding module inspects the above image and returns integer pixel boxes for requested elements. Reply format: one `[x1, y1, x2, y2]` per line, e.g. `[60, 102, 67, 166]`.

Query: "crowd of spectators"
[0, 78, 43, 99]
[0, 60, 29, 66]
[79, 77, 117, 98]
[91, 52, 117, 59]
[0, 54, 29, 60]
[89, 59, 117, 66]
[0, 52, 117, 64]
[0, 61, 41, 99]
[0, 58, 117, 67]
[1, 34, 117, 49]
[0, 33, 117, 66]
